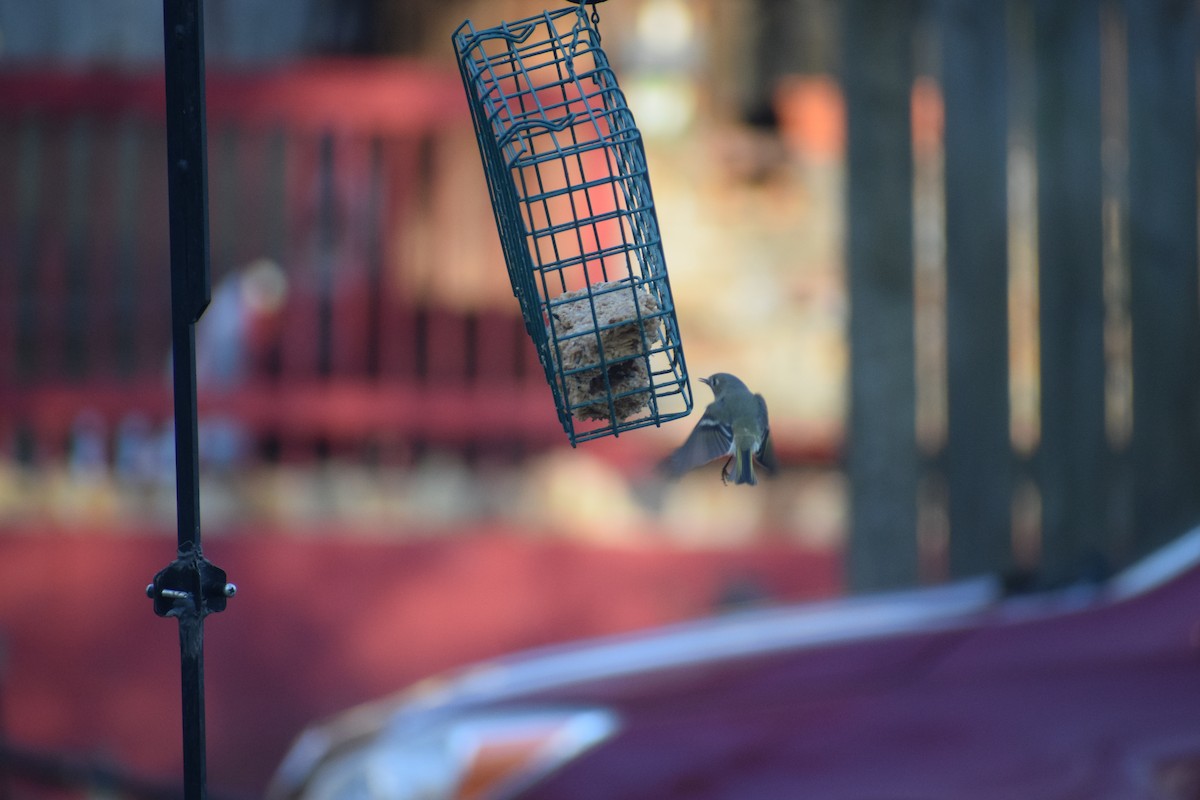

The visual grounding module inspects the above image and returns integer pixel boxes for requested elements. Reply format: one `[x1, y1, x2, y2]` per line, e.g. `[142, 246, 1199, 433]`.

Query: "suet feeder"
[453, 1, 693, 445]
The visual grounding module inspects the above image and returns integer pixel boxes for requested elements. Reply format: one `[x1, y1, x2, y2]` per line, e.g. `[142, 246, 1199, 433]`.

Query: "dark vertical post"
[1034, 0, 1107, 577]
[940, 0, 1013, 578]
[1125, 0, 1200, 555]
[316, 132, 337, 378]
[151, 3, 231, 800]
[843, 0, 920, 591]
[166, 0, 210, 791]
[743, 0, 818, 124]
[14, 120, 43, 382]
[64, 120, 93, 378]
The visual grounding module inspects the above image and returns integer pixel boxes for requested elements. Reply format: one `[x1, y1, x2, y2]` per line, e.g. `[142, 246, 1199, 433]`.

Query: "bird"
[660, 372, 776, 485]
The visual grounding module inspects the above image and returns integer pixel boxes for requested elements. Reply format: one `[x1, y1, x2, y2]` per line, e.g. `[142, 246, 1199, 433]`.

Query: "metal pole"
[162, 0, 209, 542]
[148, 3, 233, 800]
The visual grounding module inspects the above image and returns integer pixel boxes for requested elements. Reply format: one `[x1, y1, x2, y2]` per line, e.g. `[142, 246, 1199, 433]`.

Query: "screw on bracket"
[147, 542, 232, 618]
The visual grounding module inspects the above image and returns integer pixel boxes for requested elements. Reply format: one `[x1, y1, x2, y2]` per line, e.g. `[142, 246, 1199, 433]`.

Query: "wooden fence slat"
[132, 122, 171, 375]
[375, 137, 420, 380]
[472, 309, 521, 383]
[1125, 0, 1200, 555]
[329, 133, 375, 378]
[63, 116, 95, 379]
[362, 135, 386, 380]
[423, 306, 470, 385]
[0, 120, 20, 386]
[843, 0, 920, 591]
[278, 130, 323, 383]
[34, 122, 73, 383]
[81, 119, 123, 379]
[1035, 0, 1108, 577]
[111, 116, 145, 377]
[941, 0, 1013, 578]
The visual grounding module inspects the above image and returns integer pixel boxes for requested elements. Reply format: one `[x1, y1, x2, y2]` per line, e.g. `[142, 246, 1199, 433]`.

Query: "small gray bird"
[660, 373, 776, 485]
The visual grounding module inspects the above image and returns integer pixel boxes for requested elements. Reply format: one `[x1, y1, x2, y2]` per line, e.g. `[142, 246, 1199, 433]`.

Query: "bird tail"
[732, 448, 757, 486]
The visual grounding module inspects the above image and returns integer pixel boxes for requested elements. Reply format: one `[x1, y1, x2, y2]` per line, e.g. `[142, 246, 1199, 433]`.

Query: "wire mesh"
[453, 3, 692, 445]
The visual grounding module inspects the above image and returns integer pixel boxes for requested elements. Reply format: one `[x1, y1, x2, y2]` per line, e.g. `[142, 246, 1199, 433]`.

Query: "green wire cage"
[452, 2, 692, 445]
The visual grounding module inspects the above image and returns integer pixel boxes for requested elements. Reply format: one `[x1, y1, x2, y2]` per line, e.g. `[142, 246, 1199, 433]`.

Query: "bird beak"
[699, 376, 711, 388]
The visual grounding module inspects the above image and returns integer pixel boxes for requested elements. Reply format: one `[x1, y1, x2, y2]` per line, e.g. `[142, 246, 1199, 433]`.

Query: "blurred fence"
[843, 0, 1200, 589]
[0, 60, 840, 478]
[0, 63, 569, 467]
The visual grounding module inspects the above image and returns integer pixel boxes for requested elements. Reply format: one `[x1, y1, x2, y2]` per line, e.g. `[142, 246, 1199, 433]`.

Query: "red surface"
[510, 556, 1200, 799]
[0, 526, 839, 795]
[0, 61, 465, 134]
[0, 65, 845, 468]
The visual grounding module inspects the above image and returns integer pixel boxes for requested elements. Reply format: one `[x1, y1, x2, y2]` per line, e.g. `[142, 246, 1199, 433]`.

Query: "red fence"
[0, 62, 840, 470]
[0, 62, 575, 464]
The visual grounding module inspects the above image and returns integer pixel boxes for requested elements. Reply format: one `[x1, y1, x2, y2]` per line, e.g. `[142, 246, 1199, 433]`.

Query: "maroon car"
[267, 527, 1200, 799]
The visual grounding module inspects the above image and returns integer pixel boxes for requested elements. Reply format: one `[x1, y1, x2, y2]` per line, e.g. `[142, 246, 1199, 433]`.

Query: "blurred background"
[0, 0, 1197, 796]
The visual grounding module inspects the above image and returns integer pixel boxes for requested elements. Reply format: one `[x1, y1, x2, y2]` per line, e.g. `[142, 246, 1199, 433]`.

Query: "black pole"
[148, 2, 233, 800]
[163, 0, 209, 538]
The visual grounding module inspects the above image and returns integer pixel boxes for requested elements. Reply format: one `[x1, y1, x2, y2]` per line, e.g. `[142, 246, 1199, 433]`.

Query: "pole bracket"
[147, 543, 234, 618]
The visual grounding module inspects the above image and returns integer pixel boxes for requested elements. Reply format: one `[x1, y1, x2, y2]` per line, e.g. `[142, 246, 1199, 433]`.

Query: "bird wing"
[659, 407, 734, 478]
[754, 393, 778, 474]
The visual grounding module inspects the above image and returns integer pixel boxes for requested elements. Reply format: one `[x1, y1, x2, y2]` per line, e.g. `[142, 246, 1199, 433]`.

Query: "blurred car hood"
[270, 525, 1200, 798]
